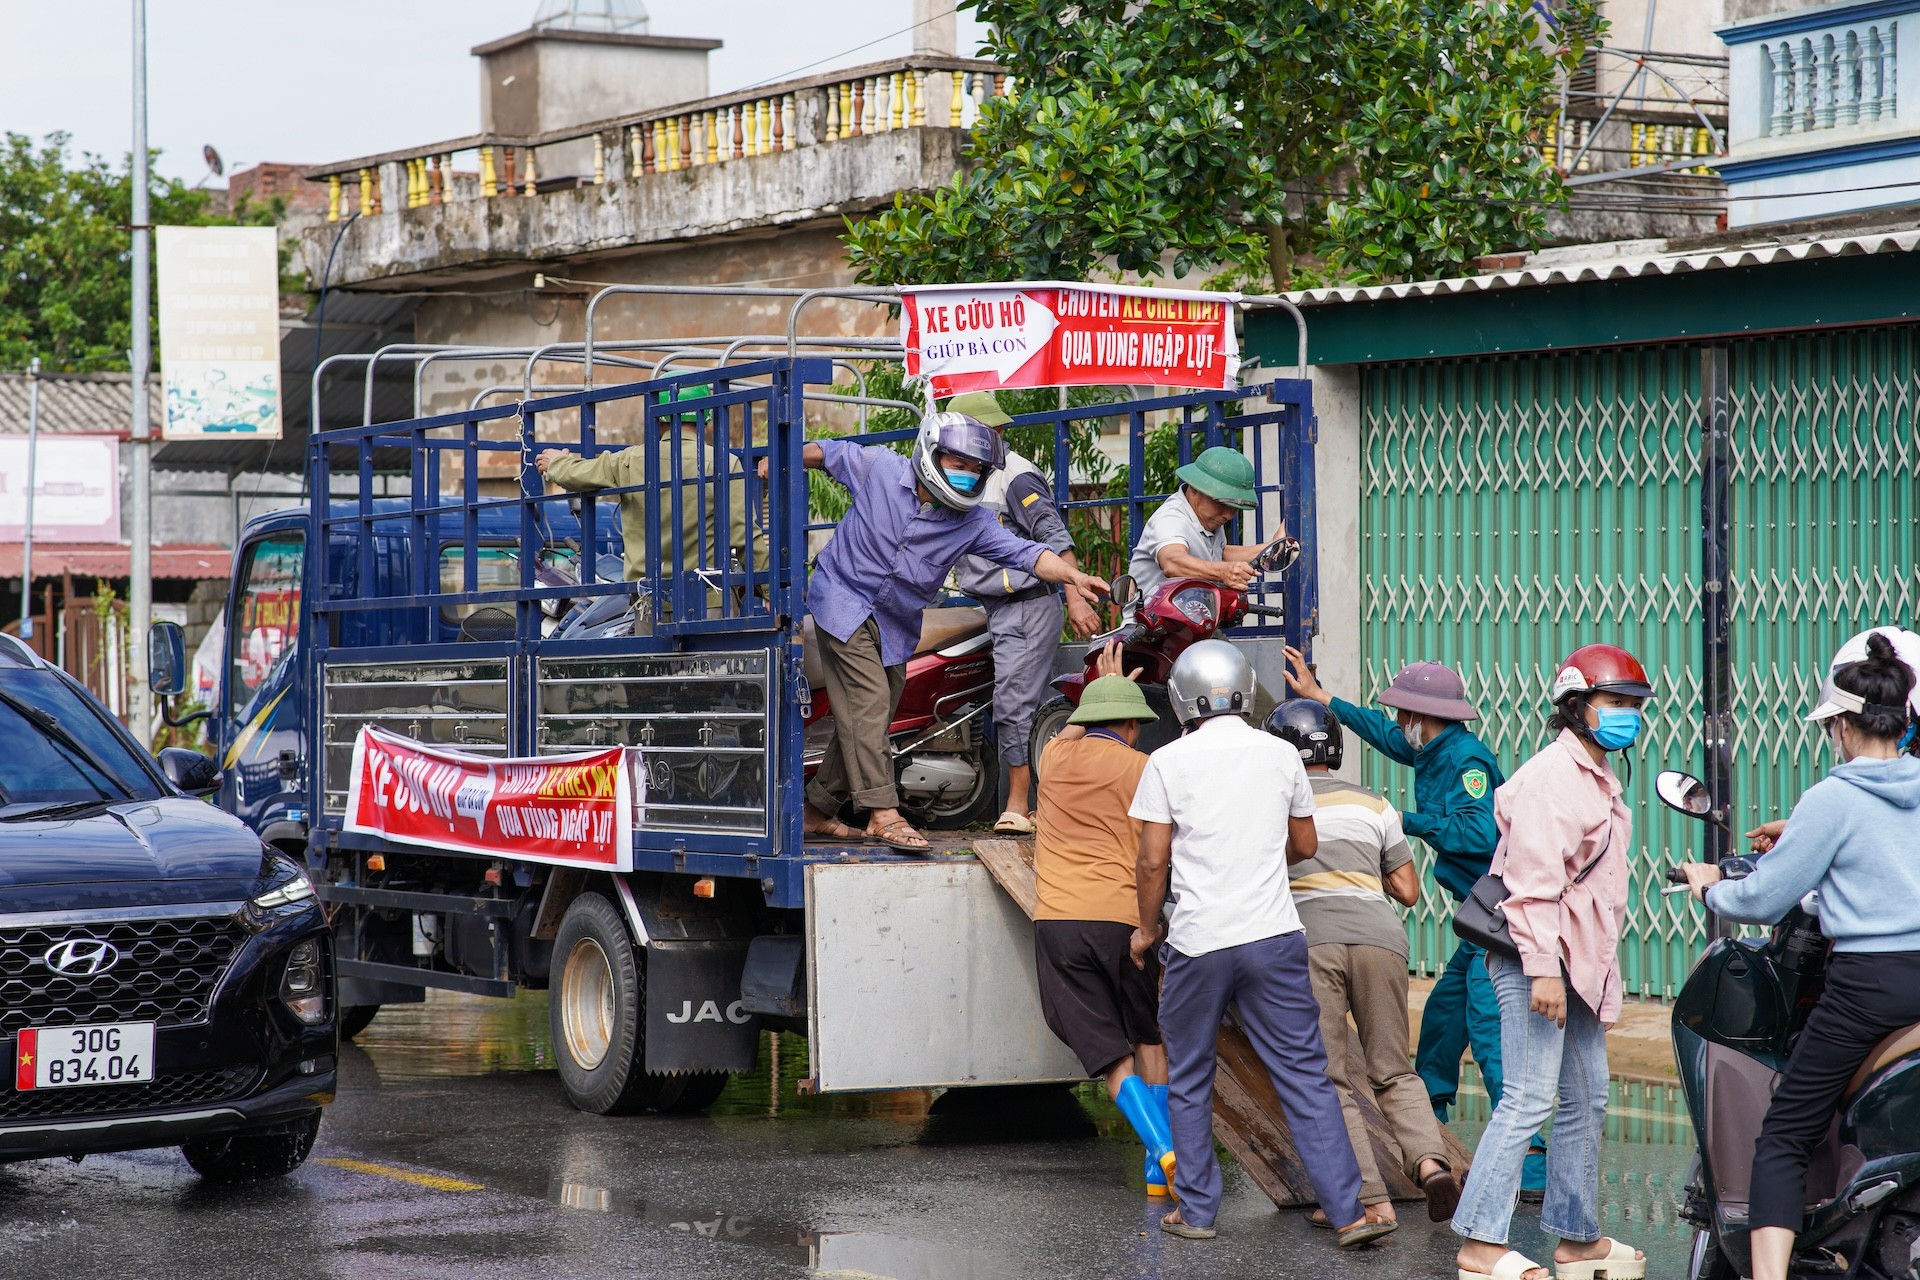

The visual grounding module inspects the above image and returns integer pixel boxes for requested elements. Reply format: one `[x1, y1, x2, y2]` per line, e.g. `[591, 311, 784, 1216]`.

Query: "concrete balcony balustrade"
[1719, 0, 1920, 225]
[294, 54, 1005, 289]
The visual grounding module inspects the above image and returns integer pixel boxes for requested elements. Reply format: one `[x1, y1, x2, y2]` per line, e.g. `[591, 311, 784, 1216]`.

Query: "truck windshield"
[0, 670, 164, 815]
[232, 533, 303, 707]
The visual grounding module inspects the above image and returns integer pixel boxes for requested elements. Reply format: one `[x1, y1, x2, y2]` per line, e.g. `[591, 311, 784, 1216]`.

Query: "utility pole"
[129, 0, 153, 738]
[20, 358, 39, 643]
[912, 0, 956, 57]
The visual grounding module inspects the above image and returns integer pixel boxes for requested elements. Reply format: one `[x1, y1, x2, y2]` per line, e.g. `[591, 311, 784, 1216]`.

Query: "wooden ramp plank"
[972, 838, 1471, 1208]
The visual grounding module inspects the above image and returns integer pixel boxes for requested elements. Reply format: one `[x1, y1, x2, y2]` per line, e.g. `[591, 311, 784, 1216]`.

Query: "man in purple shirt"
[790, 412, 1108, 852]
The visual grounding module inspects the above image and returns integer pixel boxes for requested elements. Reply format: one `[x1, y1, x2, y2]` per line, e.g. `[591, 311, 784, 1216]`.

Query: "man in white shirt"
[1128, 639, 1392, 1250]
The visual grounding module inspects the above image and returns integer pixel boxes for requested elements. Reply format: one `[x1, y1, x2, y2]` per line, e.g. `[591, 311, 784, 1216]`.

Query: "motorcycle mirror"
[1252, 537, 1301, 576]
[1108, 574, 1140, 610]
[1655, 769, 1713, 818]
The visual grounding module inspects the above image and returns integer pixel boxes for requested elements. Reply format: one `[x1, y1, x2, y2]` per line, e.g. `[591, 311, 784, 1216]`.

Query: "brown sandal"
[1420, 1165, 1461, 1222]
[869, 818, 931, 853]
[803, 817, 867, 843]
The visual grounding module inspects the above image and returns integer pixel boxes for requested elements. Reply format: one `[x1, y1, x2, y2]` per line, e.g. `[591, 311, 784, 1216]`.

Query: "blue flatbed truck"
[157, 356, 1317, 1114]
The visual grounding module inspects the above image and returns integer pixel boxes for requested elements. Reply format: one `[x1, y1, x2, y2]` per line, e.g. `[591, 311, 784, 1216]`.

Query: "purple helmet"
[912, 411, 1006, 511]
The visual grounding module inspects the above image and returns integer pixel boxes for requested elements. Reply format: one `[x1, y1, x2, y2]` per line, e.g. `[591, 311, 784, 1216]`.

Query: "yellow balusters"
[948, 70, 964, 126]
[911, 70, 927, 126]
[889, 72, 904, 128]
[706, 110, 719, 163]
[481, 146, 498, 196]
[358, 167, 373, 215]
[327, 175, 341, 222]
[653, 120, 668, 171]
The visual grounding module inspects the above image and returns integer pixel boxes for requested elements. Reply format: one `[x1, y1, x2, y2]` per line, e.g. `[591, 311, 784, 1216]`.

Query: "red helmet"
[1549, 643, 1654, 704]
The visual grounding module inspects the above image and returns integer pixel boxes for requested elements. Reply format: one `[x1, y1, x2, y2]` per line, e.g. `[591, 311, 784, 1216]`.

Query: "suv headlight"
[280, 939, 328, 1024]
[253, 858, 316, 910]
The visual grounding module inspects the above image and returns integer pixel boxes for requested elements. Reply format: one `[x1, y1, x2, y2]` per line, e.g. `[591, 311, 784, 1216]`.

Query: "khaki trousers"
[1308, 941, 1451, 1205]
[805, 616, 906, 814]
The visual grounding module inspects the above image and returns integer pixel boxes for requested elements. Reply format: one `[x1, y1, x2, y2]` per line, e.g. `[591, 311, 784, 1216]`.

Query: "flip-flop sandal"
[1303, 1210, 1334, 1229]
[1458, 1250, 1547, 1280]
[1336, 1218, 1396, 1248]
[992, 811, 1036, 834]
[803, 818, 868, 843]
[1421, 1166, 1462, 1222]
[1159, 1209, 1215, 1240]
[870, 819, 932, 854]
[1552, 1239, 1645, 1280]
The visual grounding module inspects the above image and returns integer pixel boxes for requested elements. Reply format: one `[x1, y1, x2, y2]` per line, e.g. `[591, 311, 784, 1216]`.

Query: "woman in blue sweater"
[1677, 630, 1920, 1280]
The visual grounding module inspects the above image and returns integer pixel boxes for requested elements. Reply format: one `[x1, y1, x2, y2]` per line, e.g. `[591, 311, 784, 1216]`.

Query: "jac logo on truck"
[666, 999, 752, 1025]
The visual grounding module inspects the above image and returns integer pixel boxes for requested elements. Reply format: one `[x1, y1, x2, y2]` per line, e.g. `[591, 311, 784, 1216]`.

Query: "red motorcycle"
[1029, 540, 1298, 767]
[799, 604, 1001, 829]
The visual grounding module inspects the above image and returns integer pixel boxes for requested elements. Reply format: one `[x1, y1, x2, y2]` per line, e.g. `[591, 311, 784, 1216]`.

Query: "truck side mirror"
[148, 621, 187, 697]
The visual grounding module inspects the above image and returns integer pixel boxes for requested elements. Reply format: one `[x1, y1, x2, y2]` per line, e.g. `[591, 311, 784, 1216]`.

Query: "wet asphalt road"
[0, 994, 1699, 1279]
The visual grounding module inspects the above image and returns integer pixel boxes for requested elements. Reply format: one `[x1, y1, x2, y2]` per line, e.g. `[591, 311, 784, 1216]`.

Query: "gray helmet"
[1168, 639, 1255, 725]
[912, 411, 1006, 511]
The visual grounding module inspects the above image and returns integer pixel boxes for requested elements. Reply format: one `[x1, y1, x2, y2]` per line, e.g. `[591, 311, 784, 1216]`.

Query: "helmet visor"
[928, 416, 1006, 470]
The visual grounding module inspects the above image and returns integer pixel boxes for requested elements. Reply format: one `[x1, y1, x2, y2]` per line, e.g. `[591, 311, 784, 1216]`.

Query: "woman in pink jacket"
[1453, 645, 1651, 1280]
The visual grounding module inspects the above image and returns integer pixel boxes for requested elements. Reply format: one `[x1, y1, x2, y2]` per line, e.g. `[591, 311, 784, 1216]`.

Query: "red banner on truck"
[344, 727, 636, 872]
[900, 282, 1241, 397]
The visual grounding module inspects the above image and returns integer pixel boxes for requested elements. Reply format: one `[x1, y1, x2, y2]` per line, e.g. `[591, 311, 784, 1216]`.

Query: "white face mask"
[1828, 720, 1853, 764]
[1400, 717, 1426, 750]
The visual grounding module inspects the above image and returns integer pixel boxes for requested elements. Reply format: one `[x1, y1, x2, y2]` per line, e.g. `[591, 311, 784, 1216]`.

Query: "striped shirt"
[1289, 775, 1415, 956]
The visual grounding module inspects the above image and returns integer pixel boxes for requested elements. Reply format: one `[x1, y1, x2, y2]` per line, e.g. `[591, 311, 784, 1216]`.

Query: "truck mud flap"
[644, 940, 759, 1075]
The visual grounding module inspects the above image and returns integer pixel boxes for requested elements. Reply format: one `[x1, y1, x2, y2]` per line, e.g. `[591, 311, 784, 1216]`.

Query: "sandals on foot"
[1336, 1218, 1396, 1248]
[803, 817, 866, 843]
[992, 811, 1035, 834]
[1457, 1251, 1547, 1280]
[1420, 1164, 1462, 1222]
[1159, 1209, 1215, 1240]
[869, 819, 931, 854]
[1552, 1238, 1645, 1280]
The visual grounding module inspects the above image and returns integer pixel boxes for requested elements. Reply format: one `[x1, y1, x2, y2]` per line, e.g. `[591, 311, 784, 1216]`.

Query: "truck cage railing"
[306, 352, 1316, 903]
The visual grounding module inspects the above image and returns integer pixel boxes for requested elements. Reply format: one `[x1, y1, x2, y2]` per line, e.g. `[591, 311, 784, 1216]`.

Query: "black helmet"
[1264, 698, 1343, 769]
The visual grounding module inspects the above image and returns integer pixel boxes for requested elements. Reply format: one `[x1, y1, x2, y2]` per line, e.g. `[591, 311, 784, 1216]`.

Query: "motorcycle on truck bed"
[159, 309, 1318, 1116]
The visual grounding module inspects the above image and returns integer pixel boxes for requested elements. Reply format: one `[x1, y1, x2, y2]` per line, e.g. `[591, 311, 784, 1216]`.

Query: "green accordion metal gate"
[1359, 326, 1920, 999]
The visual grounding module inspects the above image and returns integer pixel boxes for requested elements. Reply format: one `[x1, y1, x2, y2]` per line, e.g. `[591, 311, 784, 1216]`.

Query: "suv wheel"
[182, 1110, 322, 1182]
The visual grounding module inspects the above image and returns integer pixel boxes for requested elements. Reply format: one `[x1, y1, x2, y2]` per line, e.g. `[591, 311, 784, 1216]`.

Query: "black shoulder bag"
[1452, 828, 1611, 962]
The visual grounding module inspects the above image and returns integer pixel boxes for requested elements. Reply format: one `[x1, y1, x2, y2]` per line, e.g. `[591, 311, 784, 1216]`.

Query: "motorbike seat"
[797, 606, 990, 693]
[1844, 1022, 1920, 1101]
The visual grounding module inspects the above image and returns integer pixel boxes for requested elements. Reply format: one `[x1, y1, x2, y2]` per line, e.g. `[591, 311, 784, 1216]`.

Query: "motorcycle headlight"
[1170, 586, 1218, 627]
[541, 595, 565, 618]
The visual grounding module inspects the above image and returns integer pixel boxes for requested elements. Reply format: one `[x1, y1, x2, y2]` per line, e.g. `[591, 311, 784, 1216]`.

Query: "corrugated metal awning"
[1280, 227, 1920, 308]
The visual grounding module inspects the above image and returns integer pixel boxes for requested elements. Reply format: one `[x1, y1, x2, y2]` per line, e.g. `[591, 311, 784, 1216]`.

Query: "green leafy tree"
[0, 132, 287, 373]
[846, 0, 1600, 290]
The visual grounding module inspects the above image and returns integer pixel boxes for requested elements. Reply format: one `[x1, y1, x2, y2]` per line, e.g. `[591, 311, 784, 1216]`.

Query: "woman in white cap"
[1676, 627, 1920, 1280]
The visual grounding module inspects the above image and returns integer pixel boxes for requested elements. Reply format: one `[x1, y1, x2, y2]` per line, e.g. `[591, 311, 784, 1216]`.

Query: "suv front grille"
[0, 1064, 259, 1123]
[0, 915, 246, 1037]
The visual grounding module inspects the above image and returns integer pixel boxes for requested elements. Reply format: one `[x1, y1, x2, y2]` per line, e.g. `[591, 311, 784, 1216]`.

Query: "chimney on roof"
[474, 2, 722, 180]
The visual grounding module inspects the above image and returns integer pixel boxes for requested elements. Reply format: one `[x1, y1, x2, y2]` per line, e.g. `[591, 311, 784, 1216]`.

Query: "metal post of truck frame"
[128, 0, 154, 738]
[1701, 343, 1735, 940]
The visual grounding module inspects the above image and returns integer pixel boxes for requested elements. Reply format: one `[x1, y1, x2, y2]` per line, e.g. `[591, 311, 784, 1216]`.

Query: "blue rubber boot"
[1115, 1076, 1176, 1196]
[1144, 1084, 1171, 1197]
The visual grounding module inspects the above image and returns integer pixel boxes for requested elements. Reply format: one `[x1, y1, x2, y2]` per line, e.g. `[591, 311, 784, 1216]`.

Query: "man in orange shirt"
[1032, 646, 1173, 1195]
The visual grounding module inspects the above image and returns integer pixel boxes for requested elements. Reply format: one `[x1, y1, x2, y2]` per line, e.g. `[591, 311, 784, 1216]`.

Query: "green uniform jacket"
[544, 436, 756, 585]
[1329, 696, 1504, 903]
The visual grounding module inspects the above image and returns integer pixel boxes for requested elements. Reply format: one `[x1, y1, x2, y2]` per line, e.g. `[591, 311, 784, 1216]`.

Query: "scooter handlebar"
[1240, 602, 1286, 619]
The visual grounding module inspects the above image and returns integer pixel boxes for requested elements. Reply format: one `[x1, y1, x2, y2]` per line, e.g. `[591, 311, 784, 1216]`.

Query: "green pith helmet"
[1175, 445, 1257, 510]
[1068, 675, 1159, 726]
[944, 390, 1012, 428]
[668, 381, 712, 424]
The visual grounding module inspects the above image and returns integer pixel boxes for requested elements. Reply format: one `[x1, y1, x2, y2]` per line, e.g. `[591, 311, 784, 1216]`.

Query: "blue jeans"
[1451, 955, 1610, 1246]
[1420, 940, 1547, 1190]
[1159, 931, 1365, 1230]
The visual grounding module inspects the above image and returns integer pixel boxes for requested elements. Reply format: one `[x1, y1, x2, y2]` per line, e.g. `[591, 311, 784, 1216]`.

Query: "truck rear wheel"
[549, 892, 731, 1116]
[338, 1005, 380, 1041]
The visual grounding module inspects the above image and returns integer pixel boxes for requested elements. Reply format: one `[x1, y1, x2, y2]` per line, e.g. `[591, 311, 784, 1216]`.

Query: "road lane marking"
[317, 1157, 484, 1192]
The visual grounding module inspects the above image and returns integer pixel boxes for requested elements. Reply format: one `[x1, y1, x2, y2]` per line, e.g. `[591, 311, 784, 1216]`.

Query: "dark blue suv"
[0, 634, 334, 1179]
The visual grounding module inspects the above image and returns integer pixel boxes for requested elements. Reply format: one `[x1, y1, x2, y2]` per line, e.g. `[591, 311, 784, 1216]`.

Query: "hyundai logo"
[43, 939, 119, 976]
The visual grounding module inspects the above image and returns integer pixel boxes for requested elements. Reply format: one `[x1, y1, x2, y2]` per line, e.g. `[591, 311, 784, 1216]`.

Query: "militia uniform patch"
[1463, 768, 1489, 800]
